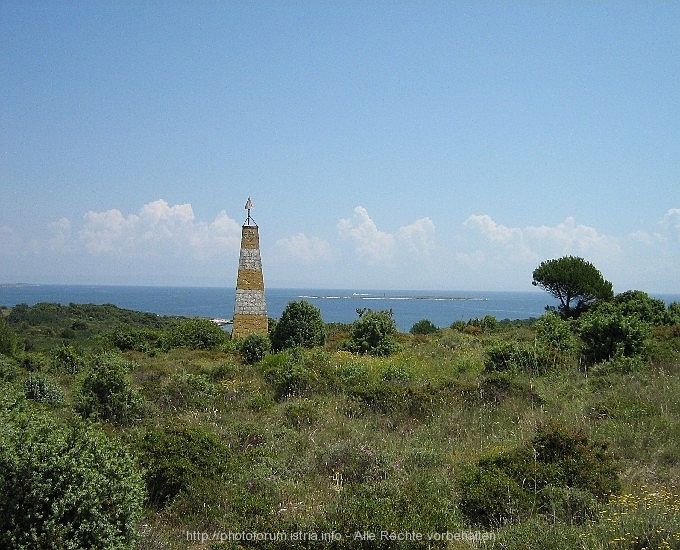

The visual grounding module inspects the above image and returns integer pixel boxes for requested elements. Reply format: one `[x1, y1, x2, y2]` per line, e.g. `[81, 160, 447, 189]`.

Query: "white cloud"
[337, 206, 396, 265]
[463, 214, 621, 261]
[661, 208, 680, 239]
[80, 209, 139, 254]
[396, 217, 436, 256]
[76, 200, 241, 258]
[464, 215, 521, 244]
[275, 233, 333, 264]
[140, 199, 195, 225]
[630, 230, 662, 245]
[629, 208, 680, 245]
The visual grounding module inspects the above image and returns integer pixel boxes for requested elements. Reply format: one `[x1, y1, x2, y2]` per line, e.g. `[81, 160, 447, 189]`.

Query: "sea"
[1, 285, 678, 333]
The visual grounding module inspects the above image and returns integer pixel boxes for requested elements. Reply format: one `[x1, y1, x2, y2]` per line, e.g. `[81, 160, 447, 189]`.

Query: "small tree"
[270, 301, 326, 352]
[410, 319, 439, 335]
[241, 332, 271, 364]
[74, 352, 142, 425]
[532, 256, 613, 318]
[343, 310, 398, 356]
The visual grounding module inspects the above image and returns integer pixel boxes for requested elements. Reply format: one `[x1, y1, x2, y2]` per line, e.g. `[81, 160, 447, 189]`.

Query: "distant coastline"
[299, 293, 485, 301]
[0, 282, 39, 288]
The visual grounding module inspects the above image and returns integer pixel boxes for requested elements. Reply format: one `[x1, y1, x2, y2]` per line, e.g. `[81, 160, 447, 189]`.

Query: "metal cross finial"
[244, 197, 256, 225]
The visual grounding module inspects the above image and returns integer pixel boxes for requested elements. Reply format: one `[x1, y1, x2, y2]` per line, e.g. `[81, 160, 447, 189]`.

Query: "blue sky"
[2, 1, 679, 292]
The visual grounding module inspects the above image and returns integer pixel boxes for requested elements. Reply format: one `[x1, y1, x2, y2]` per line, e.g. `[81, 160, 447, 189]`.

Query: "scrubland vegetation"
[1, 283, 679, 549]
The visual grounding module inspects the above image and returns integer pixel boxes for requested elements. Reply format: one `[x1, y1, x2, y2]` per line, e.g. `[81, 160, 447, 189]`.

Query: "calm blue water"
[1, 285, 678, 333]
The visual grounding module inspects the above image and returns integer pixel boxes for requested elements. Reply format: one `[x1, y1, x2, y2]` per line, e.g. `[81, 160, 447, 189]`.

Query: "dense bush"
[0, 317, 18, 357]
[458, 423, 619, 527]
[612, 290, 667, 325]
[165, 318, 227, 350]
[241, 332, 271, 364]
[51, 344, 85, 374]
[159, 372, 216, 411]
[342, 310, 399, 356]
[23, 375, 64, 404]
[458, 464, 528, 527]
[450, 315, 499, 333]
[284, 398, 319, 429]
[535, 312, 575, 353]
[0, 355, 19, 382]
[136, 426, 231, 507]
[261, 348, 332, 400]
[74, 352, 142, 425]
[316, 439, 389, 485]
[484, 341, 550, 375]
[270, 300, 326, 351]
[106, 326, 161, 352]
[409, 319, 439, 335]
[0, 411, 145, 549]
[578, 302, 651, 363]
[467, 315, 499, 332]
[667, 302, 680, 325]
[380, 363, 413, 383]
[347, 381, 445, 420]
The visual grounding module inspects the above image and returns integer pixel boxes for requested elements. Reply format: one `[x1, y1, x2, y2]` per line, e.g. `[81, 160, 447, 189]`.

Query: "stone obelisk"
[232, 197, 268, 338]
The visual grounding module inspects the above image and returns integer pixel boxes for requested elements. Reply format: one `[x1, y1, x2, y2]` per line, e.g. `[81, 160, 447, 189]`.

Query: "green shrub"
[106, 325, 161, 352]
[0, 412, 145, 549]
[246, 393, 275, 412]
[159, 372, 216, 411]
[339, 362, 370, 388]
[467, 315, 499, 332]
[342, 310, 399, 356]
[262, 349, 321, 400]
[348, 382, 442, 420]
[165, 318, 226, 350]
[538, 485, 598, 525]
[285, 398, 319, 429]
[409, 319, 439, 335]
[0, 317, 18, 357]
[51, 344, 85, 374]
[458, 464, 528, 527]
[316, 440, 389, 485]
[23, 375, 64, 404]
[270, 300, 326, 351]
[0, 355, 19, 382]
[19, 352, 49, 372]
[591, 355, 648, 375]
[476, 374, 543, 406]
[450, 320, 467, 331]
[458, 423, 619, 527]
[666, 301, 680, 325]
[578, 302, 651, 363]
[380, 363, 413, 383]
[535, 312, 575, 353]
[136, 425, 230, 507]
[74, 352, 142, 425]
[613, 290, 667, 325]
[241, 332, 271, 364]
[484, 340, 550, 375]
